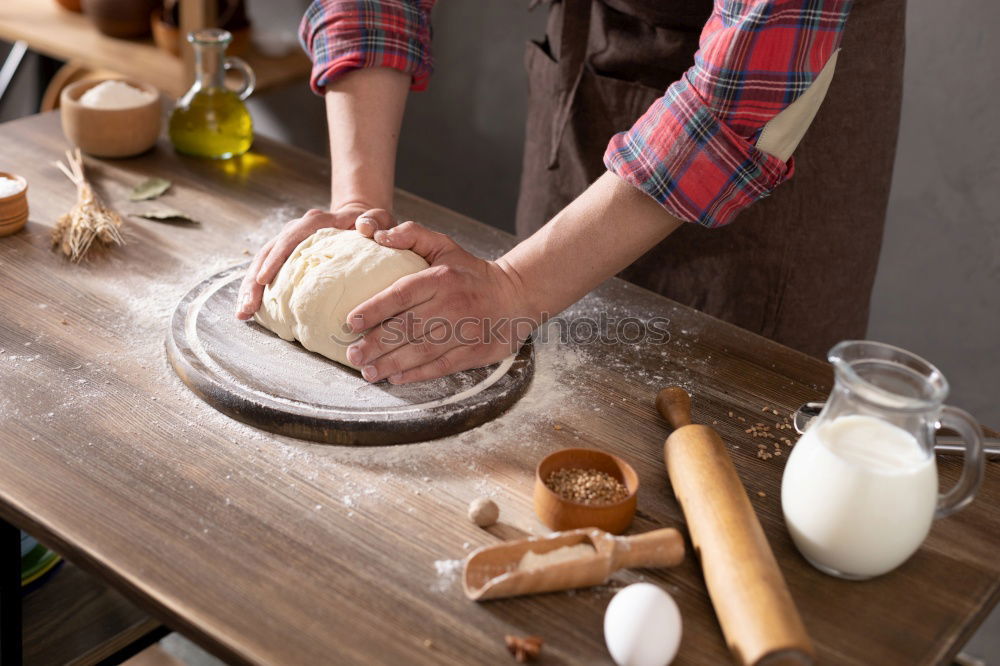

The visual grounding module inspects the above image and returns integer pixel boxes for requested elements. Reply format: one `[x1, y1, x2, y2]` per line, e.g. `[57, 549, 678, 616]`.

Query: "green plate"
[21, 533, 61, 586]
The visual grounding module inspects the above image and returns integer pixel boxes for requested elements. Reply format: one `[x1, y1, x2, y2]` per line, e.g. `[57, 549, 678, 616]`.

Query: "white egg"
[604, 583, 682, 666]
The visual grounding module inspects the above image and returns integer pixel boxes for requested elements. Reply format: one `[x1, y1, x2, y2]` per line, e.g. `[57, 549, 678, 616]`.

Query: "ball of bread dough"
[254, 228, 429, 369]
[468, 497, 499, 527]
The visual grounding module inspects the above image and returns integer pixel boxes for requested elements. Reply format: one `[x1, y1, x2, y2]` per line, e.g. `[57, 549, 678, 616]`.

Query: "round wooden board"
[166, 264, 534, 445]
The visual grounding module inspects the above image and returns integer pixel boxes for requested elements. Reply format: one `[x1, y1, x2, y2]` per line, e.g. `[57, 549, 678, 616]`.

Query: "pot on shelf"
[152, 0, 251, 58]
[82, 0, 161, 39]
[53, 0, 83, 13]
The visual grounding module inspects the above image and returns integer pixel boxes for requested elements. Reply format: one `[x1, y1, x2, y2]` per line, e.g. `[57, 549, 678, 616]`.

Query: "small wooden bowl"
[533, 448, 639, 535]
[60, 78, 162, 158]
[0, 172, 28, 237]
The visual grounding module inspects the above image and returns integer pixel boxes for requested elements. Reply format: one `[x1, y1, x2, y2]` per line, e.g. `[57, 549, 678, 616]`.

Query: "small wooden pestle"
[656, 387, 814, 666]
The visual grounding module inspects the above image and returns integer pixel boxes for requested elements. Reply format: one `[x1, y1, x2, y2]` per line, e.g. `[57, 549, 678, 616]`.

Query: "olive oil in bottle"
[169, 28, 255, 160]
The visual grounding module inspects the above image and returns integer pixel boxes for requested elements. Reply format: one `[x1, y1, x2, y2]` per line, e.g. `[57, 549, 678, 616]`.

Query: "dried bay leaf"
[135, 207, 200, 225]
[130, 177, 172, 201]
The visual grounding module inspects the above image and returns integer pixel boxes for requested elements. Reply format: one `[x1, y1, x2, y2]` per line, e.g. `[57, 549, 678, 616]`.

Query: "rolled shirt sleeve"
[299, 0, 436, 95]
[604, 0, 853, 228]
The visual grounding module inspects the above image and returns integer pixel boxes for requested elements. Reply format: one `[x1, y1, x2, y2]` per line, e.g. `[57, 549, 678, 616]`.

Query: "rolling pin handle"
[656, 386, 693, 429]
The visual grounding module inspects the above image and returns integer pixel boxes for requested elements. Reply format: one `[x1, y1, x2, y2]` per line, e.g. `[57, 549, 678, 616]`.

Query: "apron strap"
[548, 0, 593, 168]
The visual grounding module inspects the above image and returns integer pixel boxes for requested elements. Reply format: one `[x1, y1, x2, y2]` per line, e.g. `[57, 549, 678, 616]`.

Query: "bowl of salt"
[0, 172, 28, 237]
[60, 79, 161, 158]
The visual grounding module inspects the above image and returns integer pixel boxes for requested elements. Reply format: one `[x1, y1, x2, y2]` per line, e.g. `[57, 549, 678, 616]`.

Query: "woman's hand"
[344, 222, 538, 384]
[235, 205, 396, 320]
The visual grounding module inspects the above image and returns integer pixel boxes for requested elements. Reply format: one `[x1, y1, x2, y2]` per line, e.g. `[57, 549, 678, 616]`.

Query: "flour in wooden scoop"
[517, 543, 597, 571]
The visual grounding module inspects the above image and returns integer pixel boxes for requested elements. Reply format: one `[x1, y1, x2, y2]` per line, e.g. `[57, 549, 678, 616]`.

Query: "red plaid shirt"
[300, 1, 853, 227]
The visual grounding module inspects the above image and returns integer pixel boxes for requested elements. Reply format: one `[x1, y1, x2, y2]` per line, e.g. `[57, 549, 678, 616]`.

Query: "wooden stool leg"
[0, 518, 22, 666]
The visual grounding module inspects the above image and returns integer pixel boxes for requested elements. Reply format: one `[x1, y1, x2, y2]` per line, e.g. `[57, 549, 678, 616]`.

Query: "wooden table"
[1, 112, 998, 665]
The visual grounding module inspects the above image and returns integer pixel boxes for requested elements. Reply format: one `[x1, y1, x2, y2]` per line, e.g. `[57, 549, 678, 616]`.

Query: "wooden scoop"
[463, 527, 683, 601]
[657, 387, 814, 666]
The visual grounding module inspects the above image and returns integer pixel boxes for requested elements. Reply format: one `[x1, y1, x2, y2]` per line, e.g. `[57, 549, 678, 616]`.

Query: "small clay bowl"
[533, 447, 639, 535]
[60, 78, 162, 158]
[0, 172, 28, 237]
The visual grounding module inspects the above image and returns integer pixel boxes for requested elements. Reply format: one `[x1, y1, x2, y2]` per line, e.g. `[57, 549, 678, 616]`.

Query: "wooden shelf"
[23, 561, 162, 666]
[0, 0, 310, 98]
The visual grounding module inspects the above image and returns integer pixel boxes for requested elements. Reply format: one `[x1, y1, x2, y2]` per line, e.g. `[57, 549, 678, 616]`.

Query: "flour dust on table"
[1, 204, 701, 568]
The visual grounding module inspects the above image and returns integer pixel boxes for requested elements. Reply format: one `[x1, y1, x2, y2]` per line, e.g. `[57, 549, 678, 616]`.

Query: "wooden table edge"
[0, 498, 256, 665]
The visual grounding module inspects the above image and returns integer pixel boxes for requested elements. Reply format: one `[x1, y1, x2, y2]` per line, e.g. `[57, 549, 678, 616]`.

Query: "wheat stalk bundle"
[52, 148, 125, 262]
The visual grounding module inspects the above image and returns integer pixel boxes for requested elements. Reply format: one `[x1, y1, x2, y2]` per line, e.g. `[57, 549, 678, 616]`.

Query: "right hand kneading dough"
[253, 228, 429, 369]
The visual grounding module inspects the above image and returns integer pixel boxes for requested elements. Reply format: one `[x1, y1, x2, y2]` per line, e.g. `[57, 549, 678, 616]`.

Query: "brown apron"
[515, 0, 905, 358]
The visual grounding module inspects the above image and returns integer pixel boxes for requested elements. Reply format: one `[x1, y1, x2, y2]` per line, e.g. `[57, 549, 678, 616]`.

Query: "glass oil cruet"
[169, 28, 255, 159]
[781, 340, 985, 580]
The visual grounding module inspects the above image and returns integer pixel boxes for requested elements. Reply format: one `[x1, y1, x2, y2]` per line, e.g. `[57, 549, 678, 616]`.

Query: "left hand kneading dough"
[254, 228, 429, 369]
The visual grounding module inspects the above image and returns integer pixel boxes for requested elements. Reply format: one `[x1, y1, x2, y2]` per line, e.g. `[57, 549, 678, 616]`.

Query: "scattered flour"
[3, 204, 725, 597]
[432, 558, 463, 592]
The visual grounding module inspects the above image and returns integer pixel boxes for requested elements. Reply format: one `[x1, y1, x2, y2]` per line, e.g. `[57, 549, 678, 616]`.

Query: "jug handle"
[935, 406, 985, 518]
[224, 56, 256, 101]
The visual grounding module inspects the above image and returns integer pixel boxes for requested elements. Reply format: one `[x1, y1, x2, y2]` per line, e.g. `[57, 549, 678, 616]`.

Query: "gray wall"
[866, 0, 1000, 428]
[394, 2, 546, 231]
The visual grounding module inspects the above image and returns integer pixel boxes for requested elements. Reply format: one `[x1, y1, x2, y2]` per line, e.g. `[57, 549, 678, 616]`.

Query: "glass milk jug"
[169, 28, 255, 159]
[781, 340, 984, 580]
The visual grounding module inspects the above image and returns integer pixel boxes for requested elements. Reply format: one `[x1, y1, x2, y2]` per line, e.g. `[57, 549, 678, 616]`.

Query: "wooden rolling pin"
[656, 387, 814, 666]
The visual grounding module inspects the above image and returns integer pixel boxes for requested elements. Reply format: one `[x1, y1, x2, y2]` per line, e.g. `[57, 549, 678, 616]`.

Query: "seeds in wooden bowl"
[545, 468, 629, 505]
